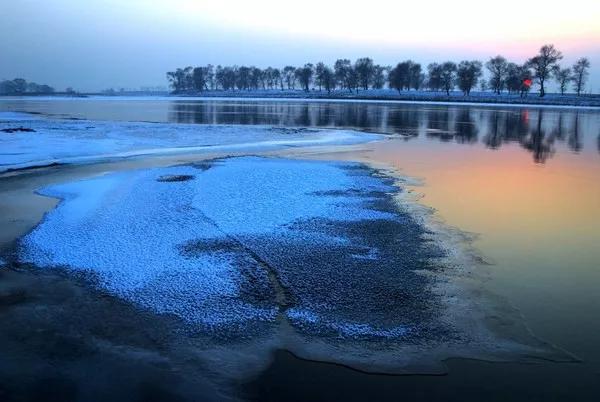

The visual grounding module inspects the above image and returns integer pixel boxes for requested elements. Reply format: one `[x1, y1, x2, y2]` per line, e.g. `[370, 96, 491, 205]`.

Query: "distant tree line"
[0, 78, 55, 95]
[167, 45, 591, 98]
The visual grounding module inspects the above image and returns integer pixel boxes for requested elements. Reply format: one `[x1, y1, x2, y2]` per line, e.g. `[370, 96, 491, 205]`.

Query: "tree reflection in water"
[521, 110, 554, 163]
[169, 101, 598, 163]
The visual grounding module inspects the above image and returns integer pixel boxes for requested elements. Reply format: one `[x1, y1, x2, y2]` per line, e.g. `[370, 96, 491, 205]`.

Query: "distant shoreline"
[168, 89, 600, 107]
[2, 90, 600, 108]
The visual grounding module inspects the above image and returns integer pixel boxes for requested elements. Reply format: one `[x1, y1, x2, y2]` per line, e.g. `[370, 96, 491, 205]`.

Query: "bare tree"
[426, 63, 443, 91]
[315, 62, 327, 91]
[552, 66, 571, 95]
[354, 57, 375, 90]
[272, 68, 283, 90]
[256, 67, 267, 89]
[295, 63, 314, 91]
[334, 59, 354, 92]
[321, 66, 335, 93]
[264, 67, 276, 89]
[409, 62, 423, 90]
[236, 66, 251, 90]
[388, 63, 408, 93]
[215, 66, 236, 90]
[503, 63, 532, 97]
[206, 65, 215, 90]
[310, 63, 336, 93]
[517, 65, 533, 97]
[371, 65, 387, 89]
[346, 66, 359, 93]
[249, 67, 263, 90]
[440, 62, 457, 95]
[167, 67, 192, 92]
[485, 56, 508, 94]
[505, 63, 520, 94]
[527, 44, 563, 97]
[282, 66, 297, 89]
[192, 67, 208, 92]
[389, 61, 419, 92]
[479, 79, 487, 92]
[456, 60, 483, 95]
[571, 57, 590, 96]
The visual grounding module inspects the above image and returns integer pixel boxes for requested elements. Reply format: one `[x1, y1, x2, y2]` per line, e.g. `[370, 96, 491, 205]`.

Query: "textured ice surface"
[287, 308, 412, 338]
[191, 158, 396, 235]
[20, 157, 441, 339]
[0, 112, 381, 172]
[19, 165, 278, 330]
[191, 158, 442, 338]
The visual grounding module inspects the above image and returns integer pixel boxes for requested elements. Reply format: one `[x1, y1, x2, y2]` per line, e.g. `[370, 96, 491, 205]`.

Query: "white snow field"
[0, 112, 382, 172]
[20, 157, 403, 334]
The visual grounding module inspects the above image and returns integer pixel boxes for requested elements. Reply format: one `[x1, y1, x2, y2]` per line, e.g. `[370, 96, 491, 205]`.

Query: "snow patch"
[20, 165, 277, 329]
[19, 157, 396, 332]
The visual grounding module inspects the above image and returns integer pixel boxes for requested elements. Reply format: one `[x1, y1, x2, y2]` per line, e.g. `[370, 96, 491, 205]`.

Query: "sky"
[1, 0, 599, 92]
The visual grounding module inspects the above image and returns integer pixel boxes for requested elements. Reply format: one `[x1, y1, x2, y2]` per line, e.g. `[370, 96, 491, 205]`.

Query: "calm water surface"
[1, 97, 599, 400]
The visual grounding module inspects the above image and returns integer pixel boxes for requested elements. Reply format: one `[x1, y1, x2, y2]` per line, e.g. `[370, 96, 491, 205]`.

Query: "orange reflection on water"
[368, 140, 600, 253]
[345, 137, 600, 363]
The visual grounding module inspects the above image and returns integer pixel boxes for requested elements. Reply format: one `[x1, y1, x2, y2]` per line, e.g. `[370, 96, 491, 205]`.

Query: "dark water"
[1, 97, 600, 401]
[2, 97, 598, 165]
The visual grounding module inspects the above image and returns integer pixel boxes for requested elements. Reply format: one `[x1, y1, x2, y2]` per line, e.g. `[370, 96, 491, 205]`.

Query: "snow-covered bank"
[4, 91, 600, 109]
[0, 112, 382, 172]
[162, 89, 600, 108]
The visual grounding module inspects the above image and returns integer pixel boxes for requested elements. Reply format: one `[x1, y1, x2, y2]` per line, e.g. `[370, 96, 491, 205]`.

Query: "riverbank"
[3, 89, 600, 108]
[166, 89, 600, 108]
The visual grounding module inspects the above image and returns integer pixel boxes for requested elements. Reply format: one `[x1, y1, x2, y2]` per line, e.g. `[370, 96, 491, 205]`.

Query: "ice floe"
[20, 157, 436, 337]
[0, 112, 382, 172]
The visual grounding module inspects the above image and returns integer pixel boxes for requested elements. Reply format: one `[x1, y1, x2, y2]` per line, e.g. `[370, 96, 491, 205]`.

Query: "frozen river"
[1, 97, 599, 401]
